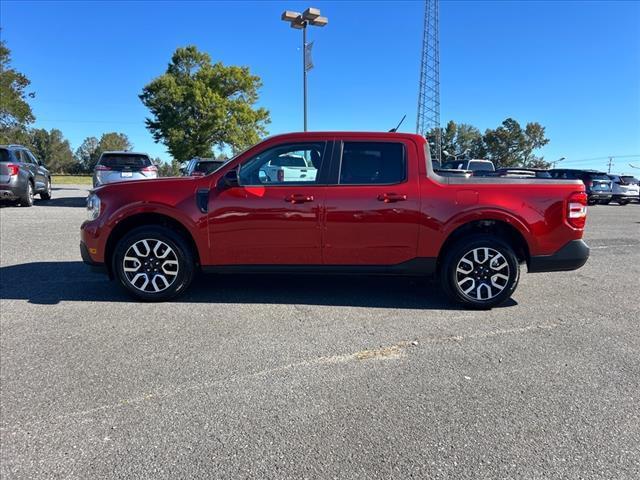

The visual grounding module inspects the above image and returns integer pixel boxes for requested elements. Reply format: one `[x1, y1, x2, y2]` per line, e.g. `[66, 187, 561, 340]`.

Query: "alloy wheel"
[455, 247, 510, 301]
[122, 239, 179, 293]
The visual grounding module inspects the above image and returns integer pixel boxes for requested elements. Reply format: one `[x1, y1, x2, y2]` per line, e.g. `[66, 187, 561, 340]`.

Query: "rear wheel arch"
[104, 213, 200, 278]
[437, 219, 530, 270]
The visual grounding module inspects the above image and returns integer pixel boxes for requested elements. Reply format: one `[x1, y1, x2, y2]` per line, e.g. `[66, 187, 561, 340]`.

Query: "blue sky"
[1, 0, 639, 172]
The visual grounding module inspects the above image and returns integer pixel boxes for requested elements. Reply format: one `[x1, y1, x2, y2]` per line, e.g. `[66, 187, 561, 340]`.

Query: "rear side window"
[0, 149, 10, 162]
[621, 176, 639, 185]
[99, 154, 151, 168]
[339, 142, 406, 185]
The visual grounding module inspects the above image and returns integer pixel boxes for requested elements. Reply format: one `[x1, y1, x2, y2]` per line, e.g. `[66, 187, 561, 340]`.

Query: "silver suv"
[93, 151, 157, 187]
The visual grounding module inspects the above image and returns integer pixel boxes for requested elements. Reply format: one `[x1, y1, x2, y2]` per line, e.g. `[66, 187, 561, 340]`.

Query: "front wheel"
[440, 234, 520, 309]
[113, 226, 195, 301]
[618, 200, 629, 206]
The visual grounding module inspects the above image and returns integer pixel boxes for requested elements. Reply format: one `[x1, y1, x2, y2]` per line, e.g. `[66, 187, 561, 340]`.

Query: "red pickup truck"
[80, 132, 589, 308]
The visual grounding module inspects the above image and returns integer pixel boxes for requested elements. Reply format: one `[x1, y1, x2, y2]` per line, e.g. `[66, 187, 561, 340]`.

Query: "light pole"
[442, 149, 469, 163]
[281, 8, 328, 132]
[551, 156, 566, 168]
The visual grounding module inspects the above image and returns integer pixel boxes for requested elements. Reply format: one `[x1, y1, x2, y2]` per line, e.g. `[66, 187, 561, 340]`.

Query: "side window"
[19, 150, 33, 164]
[339, 142, 406, 185]
[238, 142, 325, 185]
[27, 151, 40, 165]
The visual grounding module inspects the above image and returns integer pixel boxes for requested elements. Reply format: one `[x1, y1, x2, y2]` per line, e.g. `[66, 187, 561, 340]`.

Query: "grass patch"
[52, 175, 93, 185]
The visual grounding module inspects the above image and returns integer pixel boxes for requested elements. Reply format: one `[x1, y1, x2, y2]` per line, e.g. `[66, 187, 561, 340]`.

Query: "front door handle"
[377, 193, 407, 203]
[285, 194, 314, 204]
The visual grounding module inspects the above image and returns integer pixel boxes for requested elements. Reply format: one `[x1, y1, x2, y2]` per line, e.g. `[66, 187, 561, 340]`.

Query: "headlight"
[86, 192, 101, 221]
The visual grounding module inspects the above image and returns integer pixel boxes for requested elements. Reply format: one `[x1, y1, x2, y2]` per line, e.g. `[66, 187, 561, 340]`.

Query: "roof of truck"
[265, 131, 427, 142]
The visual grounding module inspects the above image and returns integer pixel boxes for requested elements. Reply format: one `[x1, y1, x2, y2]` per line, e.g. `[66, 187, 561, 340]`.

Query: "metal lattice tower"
[416, 0, 441, 163]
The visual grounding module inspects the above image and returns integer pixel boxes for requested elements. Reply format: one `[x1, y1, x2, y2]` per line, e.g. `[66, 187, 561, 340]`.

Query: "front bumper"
[528, 240, 590, 273]
[80, 241, 106, 273]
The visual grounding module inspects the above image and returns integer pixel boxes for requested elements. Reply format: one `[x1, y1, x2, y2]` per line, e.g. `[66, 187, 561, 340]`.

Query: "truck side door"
[207, 141, 329, 265]
[322, 139, 421, 265]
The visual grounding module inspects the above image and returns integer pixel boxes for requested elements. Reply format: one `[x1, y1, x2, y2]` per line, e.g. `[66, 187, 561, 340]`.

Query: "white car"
[607, 174, 640, 205]
[259, 153, 318, 183]
[441, 158, 495, 173]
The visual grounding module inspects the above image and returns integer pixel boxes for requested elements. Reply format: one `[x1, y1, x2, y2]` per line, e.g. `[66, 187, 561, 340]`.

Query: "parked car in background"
[441, 158, 495, 172]
[549, 169, 612, 205]
[607, 174, 640, 205]
[81, 132, 589, 308]
[180, 158, 227, 177]
[258, 148, 319, 183]
[93, 151, 157, 188]
[0, 144, 52, 206]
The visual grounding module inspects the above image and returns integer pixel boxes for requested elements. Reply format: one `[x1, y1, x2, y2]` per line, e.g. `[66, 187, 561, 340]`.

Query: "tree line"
[428, 118, 550, 168]
[1, 38, 549, 174]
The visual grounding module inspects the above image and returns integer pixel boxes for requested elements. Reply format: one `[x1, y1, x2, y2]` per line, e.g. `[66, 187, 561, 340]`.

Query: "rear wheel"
[440, 234, 520, 309]
[618, 199, 629, 206]
[20, 181, 34, 207]
[40, 178, 52, 200]
[113, 226, 195, 301]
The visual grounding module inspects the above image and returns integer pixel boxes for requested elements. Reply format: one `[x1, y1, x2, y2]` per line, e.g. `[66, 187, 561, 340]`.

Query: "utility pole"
[607, 157, 613, 173]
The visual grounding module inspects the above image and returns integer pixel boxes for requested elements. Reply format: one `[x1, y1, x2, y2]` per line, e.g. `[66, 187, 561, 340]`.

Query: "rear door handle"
[377, 193, 407, 203]
[285, 194, 314, 204]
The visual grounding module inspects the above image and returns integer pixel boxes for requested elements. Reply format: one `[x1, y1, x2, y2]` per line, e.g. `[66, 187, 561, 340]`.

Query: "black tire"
[20, 181, 35, 207]
[599, 199, 611, 205]
[40, 177, 52, 200]
[618, 200, 628, 206]
[587, 199, 596, 206]
[439, 234, 520, 309]
[113, 225, 195, 301]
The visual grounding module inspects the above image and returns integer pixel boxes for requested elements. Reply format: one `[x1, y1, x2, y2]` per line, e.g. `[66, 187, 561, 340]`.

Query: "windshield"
[194, 161, 224, 174]
[271, 155, 306, 167]
[588, 172, 610, 181]
[99, 154, 151, 168]
[441, 161, 465, 170]
[468, 161, 494, 172]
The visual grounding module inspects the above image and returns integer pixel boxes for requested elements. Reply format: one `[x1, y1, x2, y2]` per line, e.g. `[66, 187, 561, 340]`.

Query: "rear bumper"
[587, 192, 611, 200]
[528, 240, 590, 273]
[80, 241, 107, 273]
[0, 181, 22, 199]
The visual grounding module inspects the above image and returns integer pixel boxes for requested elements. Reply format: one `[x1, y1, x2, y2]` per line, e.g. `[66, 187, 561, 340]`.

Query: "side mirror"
[222, 169, 239, 188]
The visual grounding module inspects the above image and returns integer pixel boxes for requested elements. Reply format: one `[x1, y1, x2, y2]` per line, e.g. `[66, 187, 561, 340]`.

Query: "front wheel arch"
[104, 213, 200, 279]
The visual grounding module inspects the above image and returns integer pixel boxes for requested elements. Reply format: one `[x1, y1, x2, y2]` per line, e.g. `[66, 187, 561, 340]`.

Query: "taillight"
[277, 169, 284, 182]
[141, 165, 158, 173]
[95, 165, 111, 171]
[6, 163, 19, 176]
[567, 191, 588, 229]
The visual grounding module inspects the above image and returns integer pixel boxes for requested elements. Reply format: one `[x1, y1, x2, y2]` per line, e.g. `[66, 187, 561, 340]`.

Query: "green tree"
[0, 39, 35, 145]
[75, 136, 100, 173]
[29, 128, 76, 173]
[427, 121, 485, 162]
[157, 157, 181, 177]
[482, 118, 549, 168]
[140, 45, 270, 162]
[75, 132, 132, 172]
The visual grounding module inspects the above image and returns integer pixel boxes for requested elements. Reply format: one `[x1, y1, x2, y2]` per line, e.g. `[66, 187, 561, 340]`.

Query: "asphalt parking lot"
[1, 185, 639, 479]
